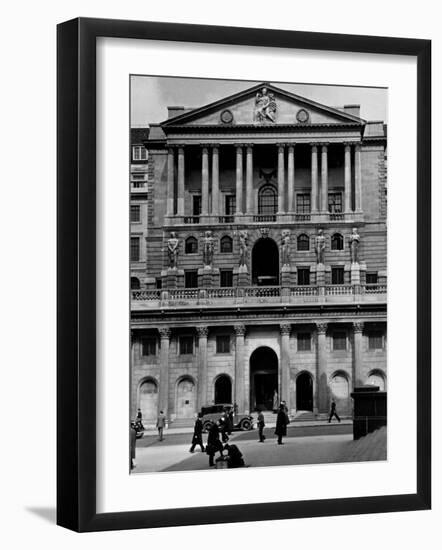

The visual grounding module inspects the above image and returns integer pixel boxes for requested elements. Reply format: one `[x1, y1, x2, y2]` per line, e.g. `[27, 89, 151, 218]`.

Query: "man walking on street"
[328, 399, 341, 423]
[275, 403, 289, 445]
[257, 409, 266, 442]
[156, 410, 166, 441]
[189, 413, 205, 453]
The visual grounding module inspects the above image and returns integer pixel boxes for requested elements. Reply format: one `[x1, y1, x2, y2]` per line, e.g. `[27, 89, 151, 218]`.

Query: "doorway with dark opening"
[296, 372, 313, 411]
[250, 346, 278, 412]
[214, 375, 232, 404]
[252, 238, 279, 286]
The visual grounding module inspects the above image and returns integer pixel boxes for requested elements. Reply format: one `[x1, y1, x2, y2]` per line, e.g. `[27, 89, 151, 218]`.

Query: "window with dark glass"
[220, 269, 233, 287]
[220, 236, 233, 253]
[296, 193, 311, 213]
[131, 277, 140, 289]
[185, 236, 198, 254]
[225, 195, 236, 216]
[179, 336, 194, 355]
[216, 335, 230, 353]
[297, 268, 310, 286]
[333, 331, 347, 351]
[258, 185, 278, 215]
[130, 237, 140, 262]
[368, 331, 384, 349]
[192, 195, 202, 216]
[297, 332, 311, 351]
[331, 233, 344, 250]
[156, 278, 162, 289]
[184, 270, 198, 288]
[331, 267, 344, 285]
[130, 204, 141, 223]
[328, 192, 343, 213]
[297, 234, 310, 251]
[366, 272, 378, 284]
[142, 337, 156, 356]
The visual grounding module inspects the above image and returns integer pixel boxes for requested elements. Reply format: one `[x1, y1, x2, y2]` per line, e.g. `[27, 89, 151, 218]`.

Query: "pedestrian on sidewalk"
[328, 399, 341, 423]
[275, 403, 289, 445]
[130, 422, 137, 470]
[206, 420, 223, 467]
[257, 409, 266, 442]
[189, 413, 205, 453]
[223, 443, 245, 468]
[156, 410, 166, 441]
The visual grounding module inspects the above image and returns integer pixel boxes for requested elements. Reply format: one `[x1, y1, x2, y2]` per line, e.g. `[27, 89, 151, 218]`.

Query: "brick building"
[130, 82, 387, 426]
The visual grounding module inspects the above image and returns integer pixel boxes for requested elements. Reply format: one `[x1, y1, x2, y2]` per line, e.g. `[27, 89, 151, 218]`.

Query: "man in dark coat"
[224, 444, 245, 468]
[257, 409, 266, 442]
[275, 404, 288, 445]
[189, 413, 205, 453]
[328, 399, 341, 423]
[206, 421, 223, 467]
[219, 414, 230, 443]
[130, 422, 137, 470]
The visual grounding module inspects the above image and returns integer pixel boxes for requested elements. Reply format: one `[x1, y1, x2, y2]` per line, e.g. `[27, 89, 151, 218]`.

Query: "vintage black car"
[200, 404, 254, 432]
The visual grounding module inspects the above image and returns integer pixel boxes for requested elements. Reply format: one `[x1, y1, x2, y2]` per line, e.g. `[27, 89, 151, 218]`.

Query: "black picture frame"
[57, 17, 431, 532]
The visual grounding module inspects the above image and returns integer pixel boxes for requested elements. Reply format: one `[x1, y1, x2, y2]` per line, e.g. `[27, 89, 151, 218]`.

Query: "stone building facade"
[130, 82, 387, 425]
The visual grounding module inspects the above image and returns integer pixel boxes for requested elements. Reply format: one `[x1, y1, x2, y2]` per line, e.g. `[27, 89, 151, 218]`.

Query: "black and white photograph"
[129, 76, 388, 474]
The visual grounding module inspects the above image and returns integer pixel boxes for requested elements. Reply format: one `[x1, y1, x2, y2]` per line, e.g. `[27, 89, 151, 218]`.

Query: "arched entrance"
[296, 372, 313, 411]
[250, 346, 278, 411]
[214, 375, 232, 404]
[252, 238, 279, 286]
[330, 371, 351, 415]
[176, 377, 197, 418]
[139, 378, 158, 422]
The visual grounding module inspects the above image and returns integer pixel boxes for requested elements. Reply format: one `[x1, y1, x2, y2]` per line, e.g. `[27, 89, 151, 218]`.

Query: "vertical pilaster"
[235, 145, 243, 215]
[355, 143, 362, 212]
[280, 324, 291, 408]
[353, 322, 364, 387]
[201, 146, 209, 215]
[311, 144, 318, 213]
[211, 145, 219, 216]
[234, 324, 246, 413]
[344, 143, 351, 214]
[277, 144, 285, 213]
[287, 145, 295, 213]
[246, 145, 254, 213]
[166, 147, 175, 216]
[321, 144, 328, 213]
[316, 323, 328, 414]
[158, 327, 171, 417]
[177, 146, 185, 216]
[197, 326, 209, 410]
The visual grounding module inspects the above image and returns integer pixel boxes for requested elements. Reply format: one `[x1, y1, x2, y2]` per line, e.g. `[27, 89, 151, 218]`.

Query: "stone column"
[344, 143, 351, 214]
[177, 146, 185, 216]
[246, 145, 254, 213]
[353, 322, 364, 387]
[197, 326, 209, 410]
[166, 147, 175, 216]
[211, 145, 219, 216]
[158, 327, 171, 416]
[234, 324, 246, 413]
[321, 144, 328, 213]
[355, 144, 362, 212]
[280, 323, 291, 408]
[201, 146, 209, 216]
[287, 145, 295, 213]
[235, 145, 243, 215]
[316, 323, 328, 415]
[277, 144, 285, 213]
[311, 144, 318, 213]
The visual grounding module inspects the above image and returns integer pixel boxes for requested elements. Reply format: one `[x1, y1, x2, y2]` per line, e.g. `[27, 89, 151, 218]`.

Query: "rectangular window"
[331, 267, 344, 285]
[130, 237, 140, 262]
[216, 335, 230, 354]
[156, 278, 162, 289]
[225, 195, 236, 215]
[179, 336, 194, 355]
[132, 145, 147, 161]
[193, 195, 202, 216]
[328, 192, 343, 213]
[369, 331, 384, 349]
[333, 331, 347, 351]
[297, 332, 311, 351]
[141, 338, 156, 356]
[366, 272, 378, 284]
[130, 204, 141, 222]
[297, 267, 310, 286]
[220, 269, 233, 287]
[184, 270, 198, 288]
[131, 173, 146, 180]
[296, 193, 311, 213]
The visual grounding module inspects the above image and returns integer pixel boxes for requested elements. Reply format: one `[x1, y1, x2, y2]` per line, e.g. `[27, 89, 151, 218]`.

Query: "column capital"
[310, 142, 319, 151]
[343, 141, 352, 148]
[246, 144, 254, 151]
[355, 142, 362, 151]
[234, 324, 246, 336]
[196, 326, 209, 338]
[321, 143, 329, 151]
[316, 322, 328, 334]
[287, 143, 296, 151]
[353, 321, 364, 333]
[280, 323, 292, 336]
[234, 143, 245, 149]
[159, 327, 171, 339]
[211, 143, 220, 149]
[177, 145, 185, 152]
[200, 144, 210, 151]
[276, 143, 286, 150]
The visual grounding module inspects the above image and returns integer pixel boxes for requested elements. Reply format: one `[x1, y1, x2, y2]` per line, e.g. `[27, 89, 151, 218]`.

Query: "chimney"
[343, 104, 360, 118]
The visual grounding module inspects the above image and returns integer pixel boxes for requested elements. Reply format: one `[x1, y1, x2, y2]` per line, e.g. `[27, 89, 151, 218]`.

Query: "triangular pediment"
[161, 82, 365, 128]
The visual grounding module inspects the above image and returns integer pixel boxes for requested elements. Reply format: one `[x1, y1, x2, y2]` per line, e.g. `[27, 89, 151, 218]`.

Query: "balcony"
[131, 284, 387, 310]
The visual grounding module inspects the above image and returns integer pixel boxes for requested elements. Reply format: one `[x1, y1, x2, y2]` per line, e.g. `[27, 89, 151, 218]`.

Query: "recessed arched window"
[258, 185, 278, 215]
[331, 233, 344, 250]
[131, 276, 140, 289]
[220, 235, 233, 253]
[185, 236, 198, 254]
[297, 234, 310, 251]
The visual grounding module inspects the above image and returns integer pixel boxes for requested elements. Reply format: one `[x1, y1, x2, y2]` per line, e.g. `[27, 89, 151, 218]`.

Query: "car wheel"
[203, 421, 212, 432]
[240, 419, 252, 431]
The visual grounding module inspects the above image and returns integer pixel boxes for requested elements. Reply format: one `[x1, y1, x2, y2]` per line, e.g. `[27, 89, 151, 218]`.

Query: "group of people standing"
[257, 400, 290, 445]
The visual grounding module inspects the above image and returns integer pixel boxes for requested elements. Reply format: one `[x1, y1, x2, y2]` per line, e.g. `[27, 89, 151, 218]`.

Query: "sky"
[130, 75, 388, 127]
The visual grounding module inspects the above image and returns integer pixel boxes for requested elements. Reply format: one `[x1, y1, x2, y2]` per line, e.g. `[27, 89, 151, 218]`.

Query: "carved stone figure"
[281, 230, 291, 266]
[254, 87, 277, 123]
[315, 229, 326, 264]
[238, 230, 248, 267]
[202, 230, 214, 267]
[350, 227, 360, 263]
[167, 231, 179, 268]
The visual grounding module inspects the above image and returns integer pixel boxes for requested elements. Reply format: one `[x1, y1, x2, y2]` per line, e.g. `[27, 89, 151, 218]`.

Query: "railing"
[326, 284, 353, 295]
[132, 289, 161, 300]
[329, 213, 344, 221]
[168, 288, 199, 300]
[253, 214, 277, 222]
[294, 214, 311, 222]
[218, 215, 234, 223]
[364, 284, 387, 294]
[290, 286, 318, 296]
[184, 216, 200, 224]
[244, 286, 280, 298]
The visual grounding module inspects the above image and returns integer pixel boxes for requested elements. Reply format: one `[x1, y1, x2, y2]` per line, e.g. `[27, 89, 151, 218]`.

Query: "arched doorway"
[214, 375, 232, 404]
[252, 238, 279, 286]
[139, 378, 158, 422]
[176, 377, 197, 418]
[296, 372, 313, 411]
[250, 346, 278, 411]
